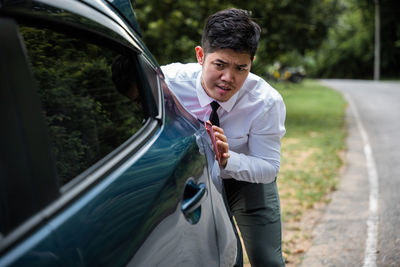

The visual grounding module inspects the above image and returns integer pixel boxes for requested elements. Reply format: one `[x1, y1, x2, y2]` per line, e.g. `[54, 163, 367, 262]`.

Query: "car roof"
[0, 0, 142, 37]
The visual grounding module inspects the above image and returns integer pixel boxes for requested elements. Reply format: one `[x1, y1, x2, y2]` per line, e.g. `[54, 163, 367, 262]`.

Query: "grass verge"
[242, 79, 347, 266]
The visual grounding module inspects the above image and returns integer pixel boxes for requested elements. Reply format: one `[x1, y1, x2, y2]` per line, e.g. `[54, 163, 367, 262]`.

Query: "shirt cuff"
[223, 150, 240, 172]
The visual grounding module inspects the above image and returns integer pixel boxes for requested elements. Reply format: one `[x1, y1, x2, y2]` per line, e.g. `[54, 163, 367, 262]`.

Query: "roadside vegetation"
[135, 0, 400, 80]
[242, 80, 347, 266]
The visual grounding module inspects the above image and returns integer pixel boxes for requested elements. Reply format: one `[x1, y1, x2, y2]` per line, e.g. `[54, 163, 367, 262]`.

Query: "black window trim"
[0, 15, 59, 254]
[138, 55, 164, 122]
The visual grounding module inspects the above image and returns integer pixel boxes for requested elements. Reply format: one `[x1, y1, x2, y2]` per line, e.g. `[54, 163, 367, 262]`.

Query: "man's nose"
[221, 69, 233, 82]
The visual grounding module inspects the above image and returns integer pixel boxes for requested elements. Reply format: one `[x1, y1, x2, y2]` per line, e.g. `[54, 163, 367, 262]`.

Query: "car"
[0, 0, 240, 266]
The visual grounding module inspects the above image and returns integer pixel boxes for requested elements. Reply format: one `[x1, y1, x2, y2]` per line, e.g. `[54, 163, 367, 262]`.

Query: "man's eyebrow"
[214, 59, 227, 64]
[214, 59, 249, 67]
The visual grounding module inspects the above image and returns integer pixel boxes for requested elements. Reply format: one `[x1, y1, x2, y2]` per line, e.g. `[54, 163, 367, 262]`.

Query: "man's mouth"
[217, 84, 232, 91]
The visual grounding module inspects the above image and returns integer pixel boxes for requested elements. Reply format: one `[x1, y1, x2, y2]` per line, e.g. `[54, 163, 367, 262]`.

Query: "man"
[161, 8, 286, 266]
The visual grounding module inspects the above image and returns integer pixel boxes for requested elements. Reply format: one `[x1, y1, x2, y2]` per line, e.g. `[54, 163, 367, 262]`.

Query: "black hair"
[201, 8, 261, 59]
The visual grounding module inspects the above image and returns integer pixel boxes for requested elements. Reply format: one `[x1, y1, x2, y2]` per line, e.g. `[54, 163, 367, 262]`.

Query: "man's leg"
[224, 179, 285, 267]
[236, 213, 284, 267]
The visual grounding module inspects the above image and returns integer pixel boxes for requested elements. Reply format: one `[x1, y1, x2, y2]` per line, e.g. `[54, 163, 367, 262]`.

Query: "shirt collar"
[195, 71, 238, 112]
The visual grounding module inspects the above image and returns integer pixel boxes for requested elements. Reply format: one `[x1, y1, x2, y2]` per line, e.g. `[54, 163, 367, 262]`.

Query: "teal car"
[0, 0, 240, 266]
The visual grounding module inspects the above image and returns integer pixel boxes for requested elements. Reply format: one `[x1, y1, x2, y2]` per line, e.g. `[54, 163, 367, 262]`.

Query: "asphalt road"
[300, 80, 400, 267]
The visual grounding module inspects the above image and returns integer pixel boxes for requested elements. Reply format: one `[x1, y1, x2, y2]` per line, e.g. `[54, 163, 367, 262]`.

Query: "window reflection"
[20, 25, 145, 185]
[111, 55, 141, 105]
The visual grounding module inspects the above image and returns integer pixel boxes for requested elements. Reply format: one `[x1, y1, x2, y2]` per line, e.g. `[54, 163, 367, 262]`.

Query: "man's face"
[196, 47, 252, 102]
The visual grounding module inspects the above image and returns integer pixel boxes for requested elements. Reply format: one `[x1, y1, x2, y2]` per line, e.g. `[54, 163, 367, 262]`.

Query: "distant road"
[301, 80, 400, 267]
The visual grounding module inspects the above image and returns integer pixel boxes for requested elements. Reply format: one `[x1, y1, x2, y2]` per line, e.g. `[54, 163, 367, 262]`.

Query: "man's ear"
[195, 46, 204, 65]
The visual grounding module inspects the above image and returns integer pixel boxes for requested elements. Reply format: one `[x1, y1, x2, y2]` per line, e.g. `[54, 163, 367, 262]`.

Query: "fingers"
[212, 125, 226, 140]
[216, 139, 229, 153]
[212, 126, 228, 149]
[212, 125, 230, 168]
[220, 151, 230, 161]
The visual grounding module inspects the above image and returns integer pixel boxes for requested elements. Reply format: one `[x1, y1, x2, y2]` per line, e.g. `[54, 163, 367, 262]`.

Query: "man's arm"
[223, 134, 282, 184]
[217, 97, 286, 184]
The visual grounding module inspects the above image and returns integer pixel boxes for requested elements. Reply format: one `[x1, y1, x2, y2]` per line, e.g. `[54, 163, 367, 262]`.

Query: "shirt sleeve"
[222, 94, 286, 184]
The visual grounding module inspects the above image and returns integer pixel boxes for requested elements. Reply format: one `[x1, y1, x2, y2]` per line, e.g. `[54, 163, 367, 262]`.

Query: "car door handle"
[181, 180, 207, 215]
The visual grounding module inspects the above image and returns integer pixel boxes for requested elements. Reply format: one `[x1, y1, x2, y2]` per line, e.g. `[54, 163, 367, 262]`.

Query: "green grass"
[278, 80, 347, 264]
[241, 79, 347, 266]
[276, 79, 346, 220]
[244, 80, 346, 266]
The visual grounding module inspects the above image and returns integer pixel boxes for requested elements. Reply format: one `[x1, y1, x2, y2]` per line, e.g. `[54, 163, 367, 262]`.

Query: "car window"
[19, 24, 146, 186]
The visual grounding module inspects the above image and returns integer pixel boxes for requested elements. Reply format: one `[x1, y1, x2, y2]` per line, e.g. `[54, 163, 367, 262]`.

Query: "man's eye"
[215, 63, 224, 68]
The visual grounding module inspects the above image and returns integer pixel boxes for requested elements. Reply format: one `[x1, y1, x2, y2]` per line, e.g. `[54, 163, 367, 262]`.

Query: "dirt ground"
[281, 200, 328, 267]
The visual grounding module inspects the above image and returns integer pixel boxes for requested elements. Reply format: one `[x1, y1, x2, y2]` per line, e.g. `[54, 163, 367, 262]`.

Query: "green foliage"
[246, 0, 342, 75]
[307, 0, 374, 78]
[133, 0, 341, 76]
[308, 0, 400, 78]
[133, 0, 399, 79]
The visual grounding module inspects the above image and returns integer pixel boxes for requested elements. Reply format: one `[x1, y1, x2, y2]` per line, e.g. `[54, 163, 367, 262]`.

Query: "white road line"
[344, 93, 379, 267]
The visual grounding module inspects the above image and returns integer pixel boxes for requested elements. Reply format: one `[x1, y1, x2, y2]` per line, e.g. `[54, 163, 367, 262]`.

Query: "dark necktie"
[209, 101, 220, 127]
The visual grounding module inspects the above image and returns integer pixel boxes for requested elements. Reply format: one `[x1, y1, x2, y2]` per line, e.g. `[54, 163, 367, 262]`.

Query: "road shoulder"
[300, 97, 370, 266]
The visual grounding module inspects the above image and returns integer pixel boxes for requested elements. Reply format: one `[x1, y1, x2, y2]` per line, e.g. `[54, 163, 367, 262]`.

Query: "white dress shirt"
[161, 62, 286, 184]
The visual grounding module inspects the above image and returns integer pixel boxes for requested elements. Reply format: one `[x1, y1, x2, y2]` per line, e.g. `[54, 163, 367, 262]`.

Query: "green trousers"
[224, 179, 285, 267]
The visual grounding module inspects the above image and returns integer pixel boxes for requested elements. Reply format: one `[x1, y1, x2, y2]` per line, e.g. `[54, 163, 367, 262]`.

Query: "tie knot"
[210, 101, 220, 112]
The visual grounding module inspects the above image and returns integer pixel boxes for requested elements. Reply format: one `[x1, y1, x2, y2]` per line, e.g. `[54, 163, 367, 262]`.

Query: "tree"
[374, 0, 380, 80]
[309, 0, 400, 79]
[308, 0, 374, 78]
[133, 0, 341, 76]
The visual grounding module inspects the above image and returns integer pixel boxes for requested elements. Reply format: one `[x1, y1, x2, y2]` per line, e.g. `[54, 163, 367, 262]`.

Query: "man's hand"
[212, 125, 230, 168]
